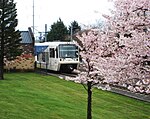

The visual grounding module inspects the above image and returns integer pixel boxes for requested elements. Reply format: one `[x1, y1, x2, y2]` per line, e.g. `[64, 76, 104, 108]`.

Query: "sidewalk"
[109, 86, 150, 102]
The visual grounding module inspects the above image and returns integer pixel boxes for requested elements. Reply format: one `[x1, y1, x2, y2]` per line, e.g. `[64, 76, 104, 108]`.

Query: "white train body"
[35, 42, 80, 72]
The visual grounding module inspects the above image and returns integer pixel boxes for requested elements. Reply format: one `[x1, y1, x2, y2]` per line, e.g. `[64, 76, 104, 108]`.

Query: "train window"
[56, 47, 58, 58]
[42, 52, 45, 62]
[37, 53, 42, 62]
[59, 44, 78, 58]
[37, 54, 39, 61]
[50, 48, 55, 58]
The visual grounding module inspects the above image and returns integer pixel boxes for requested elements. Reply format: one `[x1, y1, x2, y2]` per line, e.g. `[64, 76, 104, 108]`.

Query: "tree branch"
[81, 83, 88, 92]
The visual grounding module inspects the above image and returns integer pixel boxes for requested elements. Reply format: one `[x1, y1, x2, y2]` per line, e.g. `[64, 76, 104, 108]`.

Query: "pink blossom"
[71, 0, 150, 94]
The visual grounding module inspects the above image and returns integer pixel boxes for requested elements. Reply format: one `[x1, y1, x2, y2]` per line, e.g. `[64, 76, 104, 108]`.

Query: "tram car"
[35, 42, 80, 72]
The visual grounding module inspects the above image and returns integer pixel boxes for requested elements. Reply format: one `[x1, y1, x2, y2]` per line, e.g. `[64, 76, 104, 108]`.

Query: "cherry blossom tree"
[102, 0, 150, 93]
[72, 29, 110, 119]
[66, 0, 150, 119]
[67, 0, 150, 118]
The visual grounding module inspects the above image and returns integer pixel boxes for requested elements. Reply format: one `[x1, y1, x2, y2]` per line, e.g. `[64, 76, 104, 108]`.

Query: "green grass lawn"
[0, 73, 149, 119]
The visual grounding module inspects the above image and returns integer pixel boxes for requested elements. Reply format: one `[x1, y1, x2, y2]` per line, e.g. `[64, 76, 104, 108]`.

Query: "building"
[4, 27, 35, 71]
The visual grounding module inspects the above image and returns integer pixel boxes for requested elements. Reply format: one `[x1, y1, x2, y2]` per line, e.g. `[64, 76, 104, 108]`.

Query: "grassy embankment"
[0, 73, 149, 119]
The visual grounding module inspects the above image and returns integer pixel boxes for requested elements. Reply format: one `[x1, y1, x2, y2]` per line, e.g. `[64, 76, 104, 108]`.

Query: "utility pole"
[45, 24, 47, 42]
[33, 0, 35, 35]
[71, 24, 73, 41]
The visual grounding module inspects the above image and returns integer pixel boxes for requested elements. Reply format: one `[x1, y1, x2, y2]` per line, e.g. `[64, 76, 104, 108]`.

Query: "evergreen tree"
[0, 0, 22, 80]
[68, 20, 81, 35]
[47, 18, 68, 41]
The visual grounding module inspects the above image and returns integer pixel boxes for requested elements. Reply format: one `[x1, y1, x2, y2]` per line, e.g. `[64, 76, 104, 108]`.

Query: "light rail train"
[35, 42, 80, 72]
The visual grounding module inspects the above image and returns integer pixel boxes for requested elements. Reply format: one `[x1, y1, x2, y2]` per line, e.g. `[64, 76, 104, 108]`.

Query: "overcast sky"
[14, 0, 113, 35]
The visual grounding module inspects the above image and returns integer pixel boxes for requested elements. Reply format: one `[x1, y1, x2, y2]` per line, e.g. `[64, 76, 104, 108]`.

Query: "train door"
[49, 48, 59, 71]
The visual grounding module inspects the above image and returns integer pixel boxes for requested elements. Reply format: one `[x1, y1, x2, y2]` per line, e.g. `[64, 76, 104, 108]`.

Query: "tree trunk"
[0, 33, 4, 80]
[87, 81, 92, 119]
[0, 0, 5, 80]
[0, 61, 4, 80]
[0, 32, 4, 80]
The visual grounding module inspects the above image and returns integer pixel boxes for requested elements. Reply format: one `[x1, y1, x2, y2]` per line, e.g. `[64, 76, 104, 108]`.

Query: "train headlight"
[75, 58, 78, 61]
[60, 58, 64, 61]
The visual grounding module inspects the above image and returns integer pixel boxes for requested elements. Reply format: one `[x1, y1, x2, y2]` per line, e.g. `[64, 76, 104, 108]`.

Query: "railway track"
[35, 68, 78, 79]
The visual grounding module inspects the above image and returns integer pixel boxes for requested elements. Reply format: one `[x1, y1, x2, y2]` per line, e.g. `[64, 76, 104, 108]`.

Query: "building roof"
[20, 28, 34, 44]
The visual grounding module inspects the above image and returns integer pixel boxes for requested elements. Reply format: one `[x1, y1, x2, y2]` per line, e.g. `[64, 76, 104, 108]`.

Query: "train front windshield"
[59, 44, 78, 58]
